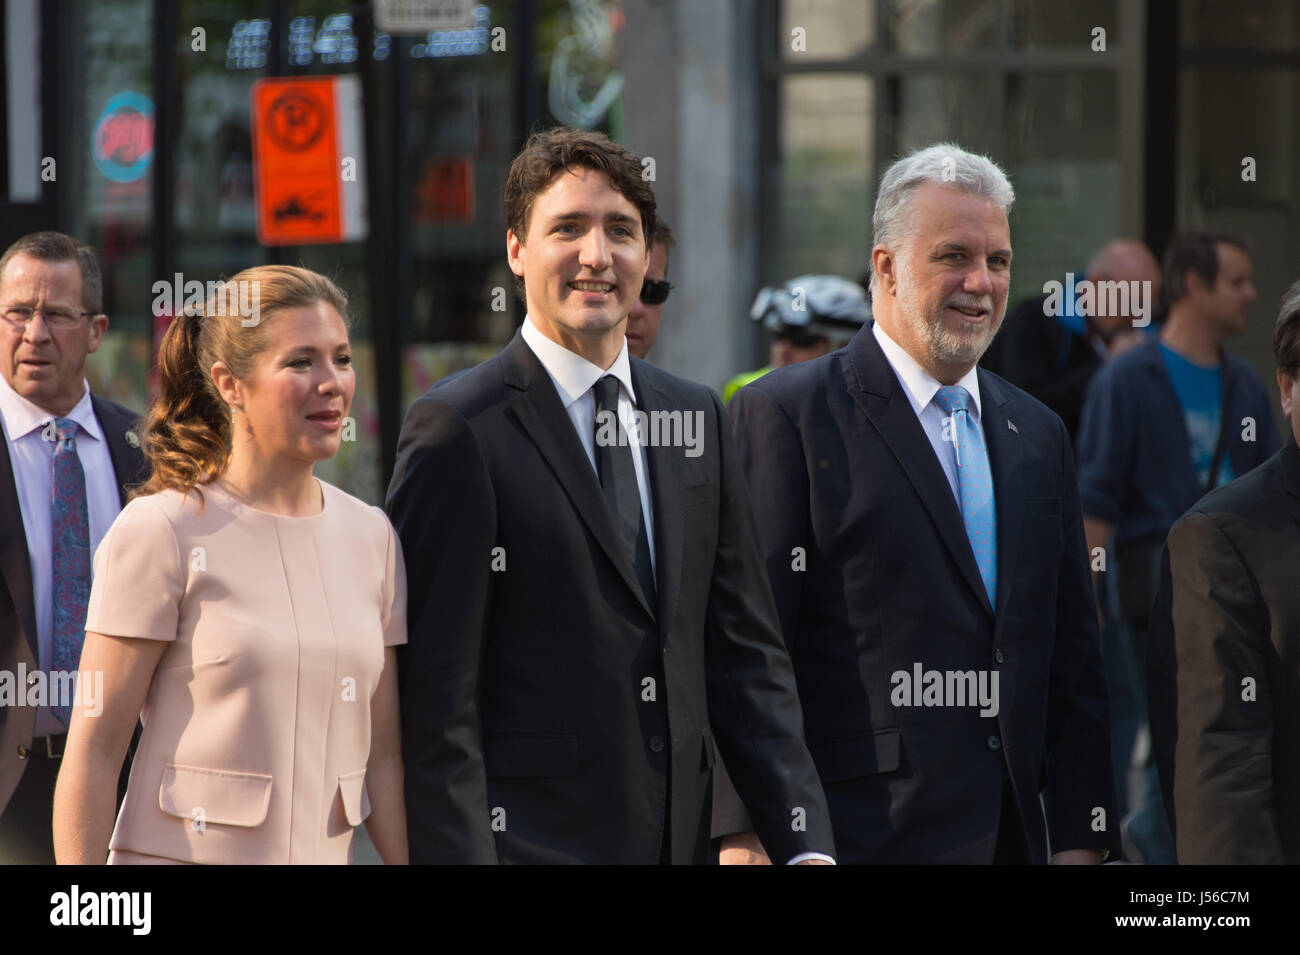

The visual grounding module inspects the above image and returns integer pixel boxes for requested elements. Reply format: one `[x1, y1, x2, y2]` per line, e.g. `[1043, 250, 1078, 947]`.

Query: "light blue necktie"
[932, 386, 997, 607]
[50, 417, 91, 726]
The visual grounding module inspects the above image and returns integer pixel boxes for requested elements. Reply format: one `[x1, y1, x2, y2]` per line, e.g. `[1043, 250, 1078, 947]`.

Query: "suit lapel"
[978, 371, 1027, 620]
[632, 361, 683, 631]
[0, 423, 38, 658]
[845, 326, 993, 615]
[501, 333, 656, 620]
[90, 394, 141, 506]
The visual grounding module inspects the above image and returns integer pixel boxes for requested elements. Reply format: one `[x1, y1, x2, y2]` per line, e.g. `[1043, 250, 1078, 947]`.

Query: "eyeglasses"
[640, 278, 673, 306]
[0, 306, 93, 330]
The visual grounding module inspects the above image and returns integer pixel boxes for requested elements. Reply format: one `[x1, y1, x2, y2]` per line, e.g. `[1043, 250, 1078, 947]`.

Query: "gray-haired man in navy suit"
[716, 144, 1117, 865]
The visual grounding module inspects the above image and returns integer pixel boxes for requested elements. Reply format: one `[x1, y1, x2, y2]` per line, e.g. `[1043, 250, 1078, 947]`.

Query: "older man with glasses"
[0, 231, 147, 863]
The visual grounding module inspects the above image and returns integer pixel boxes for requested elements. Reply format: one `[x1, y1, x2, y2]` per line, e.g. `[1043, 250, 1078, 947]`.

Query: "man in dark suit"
[1147, 278, 1300, 864]
[716, 143, 1116, 864]
[386, 128, 834, 864]
[0, 231, 146, 863]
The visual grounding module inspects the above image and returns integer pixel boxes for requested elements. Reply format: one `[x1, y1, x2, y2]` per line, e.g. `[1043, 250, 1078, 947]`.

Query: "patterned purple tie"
[50, 417, 90, 726]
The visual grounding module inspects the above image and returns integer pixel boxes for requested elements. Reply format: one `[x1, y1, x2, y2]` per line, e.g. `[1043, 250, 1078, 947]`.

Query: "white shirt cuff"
[786, 852, 836, 865]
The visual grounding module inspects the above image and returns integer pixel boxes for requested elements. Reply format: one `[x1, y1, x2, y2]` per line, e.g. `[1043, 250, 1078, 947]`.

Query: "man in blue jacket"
[1077, 231, 1280, 862]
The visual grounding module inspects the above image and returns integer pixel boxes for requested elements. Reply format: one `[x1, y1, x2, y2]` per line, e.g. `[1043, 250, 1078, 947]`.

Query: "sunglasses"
[640, 278, 673, 306]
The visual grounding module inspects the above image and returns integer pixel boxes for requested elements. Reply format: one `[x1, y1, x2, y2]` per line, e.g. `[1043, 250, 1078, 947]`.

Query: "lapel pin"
[125, 430, 140, 448]
[1007, 419, 1018, 434]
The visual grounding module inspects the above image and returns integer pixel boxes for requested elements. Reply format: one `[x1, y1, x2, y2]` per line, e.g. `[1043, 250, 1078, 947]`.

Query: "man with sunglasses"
[624, 220, 675, 360]
[0, 231, 147, 862]
[722, 274, 870, 403]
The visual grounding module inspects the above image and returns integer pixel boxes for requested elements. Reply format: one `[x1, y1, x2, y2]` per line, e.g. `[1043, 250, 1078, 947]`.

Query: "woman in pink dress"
[53, 265, 407, 864]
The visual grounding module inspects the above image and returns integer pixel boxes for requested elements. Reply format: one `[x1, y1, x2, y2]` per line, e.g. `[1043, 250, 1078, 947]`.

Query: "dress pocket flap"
[158, 763, 273, 828]
[809, 729, 901, 782]
[338, 768, 372, 827]
[484, 735, 580, 778]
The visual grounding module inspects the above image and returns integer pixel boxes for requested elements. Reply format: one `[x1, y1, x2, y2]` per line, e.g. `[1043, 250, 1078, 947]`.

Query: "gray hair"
[869, 143, 1015, 297]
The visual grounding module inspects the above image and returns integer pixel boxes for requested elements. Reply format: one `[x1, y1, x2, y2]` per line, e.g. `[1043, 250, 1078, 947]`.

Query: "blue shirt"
[1077, 338, 1280, 545]
[1159, 344, 1234, 489]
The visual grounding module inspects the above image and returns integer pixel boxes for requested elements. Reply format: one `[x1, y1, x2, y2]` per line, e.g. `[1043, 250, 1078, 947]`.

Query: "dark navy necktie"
[593, 375, 656, 607]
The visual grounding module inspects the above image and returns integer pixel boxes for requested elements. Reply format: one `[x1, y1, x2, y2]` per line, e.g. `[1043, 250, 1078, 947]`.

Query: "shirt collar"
[0, 373, 102, 442]
[521, 315, 637, 408]
[872, 320, 982, 420]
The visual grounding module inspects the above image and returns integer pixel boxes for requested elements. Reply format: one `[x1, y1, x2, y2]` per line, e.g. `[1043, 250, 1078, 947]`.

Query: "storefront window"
[767, 0, 1132, 308]
[66, 0, 154, 415]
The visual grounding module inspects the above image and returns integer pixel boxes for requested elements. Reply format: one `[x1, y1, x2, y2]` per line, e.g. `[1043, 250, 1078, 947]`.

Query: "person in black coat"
[387, 128, 834, 864]
[1148, 277, 1300, 864]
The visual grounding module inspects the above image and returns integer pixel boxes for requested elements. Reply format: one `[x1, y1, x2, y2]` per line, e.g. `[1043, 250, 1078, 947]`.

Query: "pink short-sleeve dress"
[83, 478, 406, 864]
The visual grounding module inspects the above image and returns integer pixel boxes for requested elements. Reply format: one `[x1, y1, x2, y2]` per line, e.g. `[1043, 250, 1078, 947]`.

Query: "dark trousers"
[0, 747, 62, 864]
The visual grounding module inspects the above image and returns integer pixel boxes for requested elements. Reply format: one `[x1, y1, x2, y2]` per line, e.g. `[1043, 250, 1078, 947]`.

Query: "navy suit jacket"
[716, 323, 1117, 863]
[0, 394, 147, 814]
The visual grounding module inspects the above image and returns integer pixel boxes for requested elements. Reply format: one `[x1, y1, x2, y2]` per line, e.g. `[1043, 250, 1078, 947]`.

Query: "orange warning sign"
[251, 76, 366, 245]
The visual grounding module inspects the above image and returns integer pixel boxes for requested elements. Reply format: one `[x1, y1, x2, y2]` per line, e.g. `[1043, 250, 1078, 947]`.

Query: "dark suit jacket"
[0, 393, 147, 814]
[717, 323, 1117, 863]
[386, 330, 834, 864]
[1147, 439, 1300, 864]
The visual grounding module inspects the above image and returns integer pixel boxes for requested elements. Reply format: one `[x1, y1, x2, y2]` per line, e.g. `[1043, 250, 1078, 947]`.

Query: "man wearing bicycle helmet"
[722, 274, 870, 403]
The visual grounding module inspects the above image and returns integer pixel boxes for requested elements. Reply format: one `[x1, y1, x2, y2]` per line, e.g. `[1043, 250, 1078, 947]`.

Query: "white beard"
[895, 263, 1002, 368]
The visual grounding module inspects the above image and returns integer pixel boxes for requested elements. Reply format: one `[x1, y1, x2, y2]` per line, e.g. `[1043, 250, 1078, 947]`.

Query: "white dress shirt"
[522, 318, 832, 865]
[0, 374, 122, 737]
[521, 316, 656, 577]
[872, 321, 986, 507]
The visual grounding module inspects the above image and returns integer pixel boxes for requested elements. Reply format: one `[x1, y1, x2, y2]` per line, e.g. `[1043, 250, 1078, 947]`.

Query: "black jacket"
[1148, 439, 1300, 864]
[386, 330, 834, 864]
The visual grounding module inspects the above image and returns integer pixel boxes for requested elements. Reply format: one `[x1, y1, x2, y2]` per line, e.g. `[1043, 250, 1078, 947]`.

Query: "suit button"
[16, 744, 30, 759]
[986, 735, 1001, 752]
[994, 648, 1004, 664]
[649, 735, 665, 753]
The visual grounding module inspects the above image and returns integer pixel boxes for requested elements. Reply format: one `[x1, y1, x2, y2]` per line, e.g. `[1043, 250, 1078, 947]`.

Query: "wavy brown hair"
[132, 265, 350, 508]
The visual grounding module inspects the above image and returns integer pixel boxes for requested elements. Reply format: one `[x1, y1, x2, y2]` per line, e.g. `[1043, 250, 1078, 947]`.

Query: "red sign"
[251, 76, 367, 245]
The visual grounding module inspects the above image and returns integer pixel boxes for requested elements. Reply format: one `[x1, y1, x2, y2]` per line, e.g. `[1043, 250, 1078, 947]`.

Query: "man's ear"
[872, 245, 898, 296]
[507, 229, 525, 279]
[1278, 367, 1294, 419]
[86, 313, 109, 354]
[1184, 269, 1210, 300]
